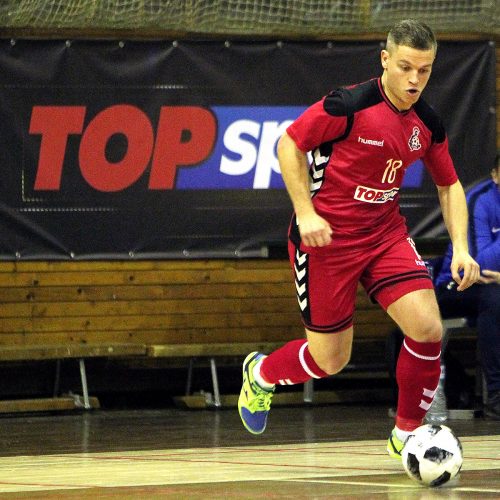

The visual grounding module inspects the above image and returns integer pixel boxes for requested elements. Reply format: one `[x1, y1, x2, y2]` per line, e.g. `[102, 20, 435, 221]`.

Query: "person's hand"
[450, 250, 480, 291]
[478, 269, 500, 285]
[298, 212, 333, 247]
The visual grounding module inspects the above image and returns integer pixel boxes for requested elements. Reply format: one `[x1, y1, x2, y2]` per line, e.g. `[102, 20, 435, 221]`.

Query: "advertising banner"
[0, 40, 495, 258]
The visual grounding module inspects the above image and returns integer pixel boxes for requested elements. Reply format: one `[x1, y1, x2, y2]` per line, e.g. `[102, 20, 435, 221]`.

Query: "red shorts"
[288, 233, 433, 333]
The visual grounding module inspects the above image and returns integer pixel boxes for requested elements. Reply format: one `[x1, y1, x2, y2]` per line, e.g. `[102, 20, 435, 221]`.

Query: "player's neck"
[380, 74, 412, 112]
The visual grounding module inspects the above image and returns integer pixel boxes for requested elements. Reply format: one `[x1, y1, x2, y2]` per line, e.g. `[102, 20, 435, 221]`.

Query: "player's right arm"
[420, 104, 479, 290]
[436, 180, 479, 291]
[277, 132, 332, 247]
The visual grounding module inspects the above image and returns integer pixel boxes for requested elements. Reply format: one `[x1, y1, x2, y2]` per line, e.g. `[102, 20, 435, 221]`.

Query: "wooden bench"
[0, 343, 147, 412]
[147, 341, 286, 407]
[0, 259, 398, 411]
[147, 337, 394, 408]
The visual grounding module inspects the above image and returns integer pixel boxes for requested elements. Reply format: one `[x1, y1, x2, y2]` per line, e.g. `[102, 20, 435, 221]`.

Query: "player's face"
[492, 165, 499, 190]
[380, 44, 435, 111]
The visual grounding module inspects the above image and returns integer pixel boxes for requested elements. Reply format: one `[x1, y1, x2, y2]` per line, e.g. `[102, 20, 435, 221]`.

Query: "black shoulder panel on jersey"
[323, 79, 381, 117]
[345, 78, 383, 113]
[322, 90, 353, 143]
[323, 90, 348, 117]
[413, 99, 446, 144]
[323, 79, 382, 143]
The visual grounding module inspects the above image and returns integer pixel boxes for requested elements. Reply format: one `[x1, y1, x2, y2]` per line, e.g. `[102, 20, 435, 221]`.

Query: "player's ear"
[381, 50, 389, 70]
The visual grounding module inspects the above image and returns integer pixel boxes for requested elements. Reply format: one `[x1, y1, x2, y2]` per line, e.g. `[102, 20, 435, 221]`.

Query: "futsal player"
[238, 19, 480, 457]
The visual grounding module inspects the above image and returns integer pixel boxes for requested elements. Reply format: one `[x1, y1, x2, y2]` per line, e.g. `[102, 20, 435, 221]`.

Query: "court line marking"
[0, 435, 497, 493]
[287, 478, 500, 493]
[289, 478, 424, 490]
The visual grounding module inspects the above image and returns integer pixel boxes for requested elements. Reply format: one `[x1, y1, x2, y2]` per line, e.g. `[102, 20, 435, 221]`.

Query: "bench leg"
[303, 379, 314, 403]
[53, 359, 61, 397]
[184, 358, 221, 407]
[210, 357, 222, 408]
[186, 358, 194, 396]
[481, 372, 487, 406]
[476, 343, 488, 407]
[79, 359, 91, 410]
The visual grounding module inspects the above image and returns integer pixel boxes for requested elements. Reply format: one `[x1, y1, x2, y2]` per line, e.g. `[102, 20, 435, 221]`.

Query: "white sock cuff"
[299, 341, 322, 379]
[394, 426, 411, 442]
[253, 357, 275, 389]
[403, 339, 441, 361]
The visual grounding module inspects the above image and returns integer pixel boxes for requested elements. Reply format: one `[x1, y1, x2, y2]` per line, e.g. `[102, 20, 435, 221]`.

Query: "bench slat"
[147, 342, 286, 358]
[0, 268, 294, 287]
[0, 397, 100, 413]
[0, 344, 147, 361]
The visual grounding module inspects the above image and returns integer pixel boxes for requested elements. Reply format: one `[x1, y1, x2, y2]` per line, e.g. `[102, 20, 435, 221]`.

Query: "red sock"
[396, 336, 441, 431]
[260, 339, 328, 385]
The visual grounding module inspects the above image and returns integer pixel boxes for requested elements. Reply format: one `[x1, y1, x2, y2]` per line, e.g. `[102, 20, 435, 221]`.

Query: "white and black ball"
[402, 424, 463, 487]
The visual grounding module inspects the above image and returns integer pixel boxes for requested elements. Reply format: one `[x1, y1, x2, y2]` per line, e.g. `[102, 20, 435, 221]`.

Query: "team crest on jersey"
[408, 126, 422, 151]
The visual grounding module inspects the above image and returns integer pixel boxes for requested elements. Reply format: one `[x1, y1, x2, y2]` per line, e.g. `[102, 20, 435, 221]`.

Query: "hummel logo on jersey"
[358, 136, 384, 147]
[408, 126, 422, 151]
[354, 185, 399, 203]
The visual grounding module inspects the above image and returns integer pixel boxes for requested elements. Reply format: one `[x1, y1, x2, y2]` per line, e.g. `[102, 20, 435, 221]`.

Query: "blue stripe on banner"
[175, 106, 306, 189]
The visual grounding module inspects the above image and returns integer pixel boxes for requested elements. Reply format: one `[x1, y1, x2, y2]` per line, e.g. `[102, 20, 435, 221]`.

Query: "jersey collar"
[377, 78, 412, 115]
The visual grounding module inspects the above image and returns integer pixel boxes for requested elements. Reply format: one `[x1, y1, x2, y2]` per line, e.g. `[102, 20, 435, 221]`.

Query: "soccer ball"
[401, 424, 463, 487]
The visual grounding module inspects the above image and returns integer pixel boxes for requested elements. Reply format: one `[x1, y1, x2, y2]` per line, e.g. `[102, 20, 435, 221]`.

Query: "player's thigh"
[386, 288, 442, 343]
[361, 235, 432, 308]
[361, 235, 440, 342]
[288, 241, 361, 334]
[306, 326, 354, 375]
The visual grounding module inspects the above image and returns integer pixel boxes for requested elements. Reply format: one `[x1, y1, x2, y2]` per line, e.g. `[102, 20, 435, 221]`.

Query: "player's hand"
[478, 269, 500, 285]
[450, 251, 480, 291]
[298, 212, 333, 247]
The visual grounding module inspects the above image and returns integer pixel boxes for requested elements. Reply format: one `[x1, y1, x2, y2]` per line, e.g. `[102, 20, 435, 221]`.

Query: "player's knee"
[306, 327, 353, 375]
[317, 350, 351, 375]
[411, 318, 443, 343]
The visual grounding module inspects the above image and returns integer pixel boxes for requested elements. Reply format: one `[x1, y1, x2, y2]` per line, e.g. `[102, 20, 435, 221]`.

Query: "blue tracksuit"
[435, 179, 500, 286]
[435, 178, 500, 395]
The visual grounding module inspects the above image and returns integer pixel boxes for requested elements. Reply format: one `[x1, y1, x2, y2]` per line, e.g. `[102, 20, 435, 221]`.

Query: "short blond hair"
[386, 19, 437, 53]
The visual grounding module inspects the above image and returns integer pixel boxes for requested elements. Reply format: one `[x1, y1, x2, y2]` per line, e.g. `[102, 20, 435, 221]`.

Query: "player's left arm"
[436, 180, 480, 291]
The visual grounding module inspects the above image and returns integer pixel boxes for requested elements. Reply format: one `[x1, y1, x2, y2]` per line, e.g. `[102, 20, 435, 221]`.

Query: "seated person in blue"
[435, 153, 500, 419]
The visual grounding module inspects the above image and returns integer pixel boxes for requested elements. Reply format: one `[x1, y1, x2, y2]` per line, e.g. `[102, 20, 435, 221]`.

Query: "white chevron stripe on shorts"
[294, 249, 308, 312]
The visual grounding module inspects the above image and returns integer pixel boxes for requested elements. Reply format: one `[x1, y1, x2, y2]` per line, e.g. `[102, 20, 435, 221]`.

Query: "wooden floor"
[0, 405, 497, 498]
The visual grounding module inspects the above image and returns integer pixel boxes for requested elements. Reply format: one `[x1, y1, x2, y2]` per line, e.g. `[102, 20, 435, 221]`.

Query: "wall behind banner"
[0, 40, 496, 260]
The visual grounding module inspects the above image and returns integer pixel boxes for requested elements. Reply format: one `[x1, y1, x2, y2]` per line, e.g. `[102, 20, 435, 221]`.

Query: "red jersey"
[286, 78, 458, 251]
